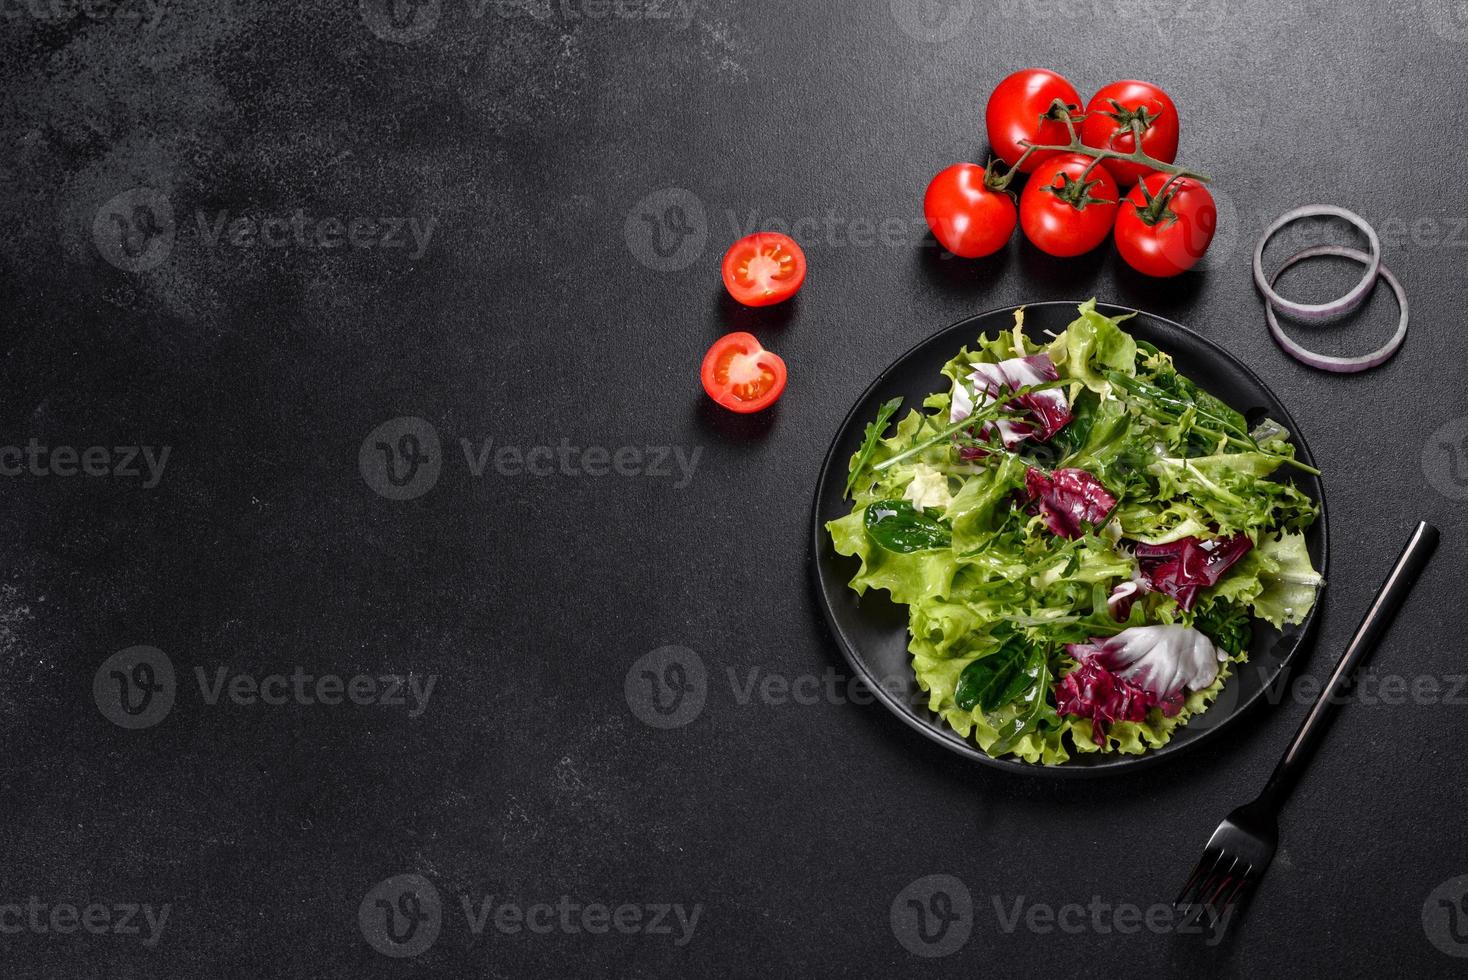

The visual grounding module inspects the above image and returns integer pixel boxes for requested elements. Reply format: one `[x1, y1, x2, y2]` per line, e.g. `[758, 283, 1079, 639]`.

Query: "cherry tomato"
[1114, 173, 1216, 277]
[1079, 80, 1179, 187]
[923, 164, 1017, 258]
[700, 332, 787, 413]
[985, 68, 1082, 174]
[1018, 153, 1120, 257]
[721, 232, 807, 307]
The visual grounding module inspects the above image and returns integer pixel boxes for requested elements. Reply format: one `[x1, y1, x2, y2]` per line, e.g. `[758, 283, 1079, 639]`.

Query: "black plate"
[810, 301, 1328, 777]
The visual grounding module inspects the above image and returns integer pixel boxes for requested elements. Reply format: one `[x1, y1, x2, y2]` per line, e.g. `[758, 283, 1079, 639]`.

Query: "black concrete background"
[2, 0, 1466, 976]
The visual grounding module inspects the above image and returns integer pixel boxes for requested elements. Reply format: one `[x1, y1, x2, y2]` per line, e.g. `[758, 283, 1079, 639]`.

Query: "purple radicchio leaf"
[1024, 467, 1117, 539]
[1132, 533, 1253, 611]
[950, 353, 1072, 450]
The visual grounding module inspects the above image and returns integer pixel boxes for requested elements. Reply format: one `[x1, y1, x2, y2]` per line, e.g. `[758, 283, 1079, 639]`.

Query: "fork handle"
[1259, 521, 1440, 809]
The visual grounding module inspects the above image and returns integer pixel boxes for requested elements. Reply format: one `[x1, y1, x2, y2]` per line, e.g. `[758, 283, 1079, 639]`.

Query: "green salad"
[828, 300, 1324, 764]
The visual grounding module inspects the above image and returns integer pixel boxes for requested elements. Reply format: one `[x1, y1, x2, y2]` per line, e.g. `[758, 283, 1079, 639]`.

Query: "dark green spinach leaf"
[863, 499, 951, 553]
[989, 650, 1056, 757]
[954, 635, 1034, 712]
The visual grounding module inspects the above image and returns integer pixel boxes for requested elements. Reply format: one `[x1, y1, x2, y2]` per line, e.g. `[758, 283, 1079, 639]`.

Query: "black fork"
[1173, 521, 1440, 935]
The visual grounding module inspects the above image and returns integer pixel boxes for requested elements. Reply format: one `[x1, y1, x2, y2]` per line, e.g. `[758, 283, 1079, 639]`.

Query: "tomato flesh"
[701, 332, 787, 413]
[721, 232, 807, 307]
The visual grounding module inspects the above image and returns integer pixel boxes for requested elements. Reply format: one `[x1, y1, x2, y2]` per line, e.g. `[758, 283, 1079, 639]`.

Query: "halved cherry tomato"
[1114, 173, 1216, 277]
[701, 332, 787, 413]
[1079, 80, 1179, 187]
[923, 163, 1017, 258]
[1018, 152, 1119, 257]
[985, 68, 1082, 174]
[721, 232, 807, 307]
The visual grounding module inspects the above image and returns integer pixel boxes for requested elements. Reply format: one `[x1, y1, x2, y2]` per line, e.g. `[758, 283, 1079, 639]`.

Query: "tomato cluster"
[925, 69, 1216, 277]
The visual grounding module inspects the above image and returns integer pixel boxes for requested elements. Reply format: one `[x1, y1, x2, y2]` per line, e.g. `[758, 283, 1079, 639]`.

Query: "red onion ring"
[1253, 205, 1381, 321]
[1265, 245, 1408, 373]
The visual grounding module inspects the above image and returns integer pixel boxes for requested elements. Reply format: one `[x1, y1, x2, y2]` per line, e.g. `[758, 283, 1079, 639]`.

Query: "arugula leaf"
[1192, 599, 1251, 657]
[844, 397, 904, 498]
[863, 499, 951, 553]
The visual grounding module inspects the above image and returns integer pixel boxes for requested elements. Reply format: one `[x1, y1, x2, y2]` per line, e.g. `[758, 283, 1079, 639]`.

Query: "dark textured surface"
[2, 1, 1465, 976]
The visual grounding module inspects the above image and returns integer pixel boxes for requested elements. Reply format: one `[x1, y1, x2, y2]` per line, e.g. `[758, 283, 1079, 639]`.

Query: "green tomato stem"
[991, 100, 1211, 188]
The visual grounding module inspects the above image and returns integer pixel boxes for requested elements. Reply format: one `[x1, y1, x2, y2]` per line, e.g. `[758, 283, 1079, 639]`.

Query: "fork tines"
[1174, 847, 1255, 933]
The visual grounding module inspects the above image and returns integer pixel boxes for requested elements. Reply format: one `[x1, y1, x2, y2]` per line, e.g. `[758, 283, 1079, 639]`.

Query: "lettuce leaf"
[1208, 530, 1323, 628]
[1047, 298, 1137, 393]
